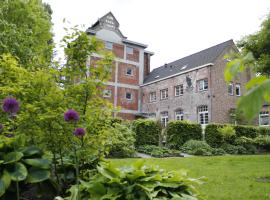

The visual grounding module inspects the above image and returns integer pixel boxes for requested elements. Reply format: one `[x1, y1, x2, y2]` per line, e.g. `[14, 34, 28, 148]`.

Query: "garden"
[1, 1, 270, 199]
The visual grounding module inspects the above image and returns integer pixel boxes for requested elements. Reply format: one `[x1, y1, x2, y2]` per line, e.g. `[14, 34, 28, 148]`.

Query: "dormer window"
[105, 41, 113, 50]
[126, 46, 133, 54]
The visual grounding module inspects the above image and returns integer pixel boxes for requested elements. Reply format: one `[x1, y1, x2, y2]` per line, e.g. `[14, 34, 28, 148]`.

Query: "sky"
[43, 0, 270, 70]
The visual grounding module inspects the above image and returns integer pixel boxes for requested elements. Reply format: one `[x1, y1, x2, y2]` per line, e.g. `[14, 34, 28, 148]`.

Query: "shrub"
[166, 121, 202, 149]
[257, 127, 270, 136]
[205, 124, 225, 148]
[137, 145, 180, 157]
[181, 140, 213, 156]
[234, 125, 257, 138]
[132, 119, 161, 146]
[254, 135, 270, 151]
[59, 161, 202, 200]
[212, 148, 226, 155]
[218, 125, 236, 143]
[108, 123, 136, 158]
[235, 136, 257, 154]
[221, 144, 247, 154]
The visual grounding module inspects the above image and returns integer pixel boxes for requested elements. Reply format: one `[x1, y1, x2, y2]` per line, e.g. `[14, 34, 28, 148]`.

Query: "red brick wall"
[127, 48, 139, 62]
[118, 62, 139, 85]
[113, 43, 124, 59]
[116, 112, 136, 120]
[90, 56, 115, 82]
[117, 87, 138, 110]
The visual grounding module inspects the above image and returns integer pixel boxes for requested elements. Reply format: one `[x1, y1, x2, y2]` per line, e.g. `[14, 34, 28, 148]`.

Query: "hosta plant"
[58, 160, 203, 200]
[0, 135, 51, 198]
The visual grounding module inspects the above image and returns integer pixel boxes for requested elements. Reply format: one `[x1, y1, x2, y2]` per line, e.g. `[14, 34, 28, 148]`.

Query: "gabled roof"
[143, 39, 235, 85]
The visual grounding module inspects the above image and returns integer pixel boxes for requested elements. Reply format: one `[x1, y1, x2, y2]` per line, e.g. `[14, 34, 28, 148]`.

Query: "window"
[228, 83, 234, 95]
[149, 92, 156, 102]
[175, 109, 184, 120]
[235, 84, 241, 96]
[259, 111, 269, 126]
[175, 85, 184, 96]
[198, 105, 209, 125]
[126, 46, 133, 54]
[198, 79, 208, 91]
[160, 89, 168, 100]
[160, 112, 169, 127]
[105, 41, 113, 50]
[103, 89, 112, 98]
[126, 68, 133, 76]
[125, 92, 132, 100]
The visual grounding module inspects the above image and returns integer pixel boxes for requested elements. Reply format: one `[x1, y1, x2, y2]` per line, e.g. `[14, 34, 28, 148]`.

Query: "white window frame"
[125, 92, 132, 100]
[126, 46, 133, 54]
[126, 68, 133, 76]
[105, 41, 113, 50]
[175, 110, 184, 121]
[259, 111, 269, 126]
[235, 83, 241, 96]
[198, 79, 208, 91]
[149, 92, 157, 102]
[175, 85, 184, 96]
[228, 83, 234, 95]
[161, 112, 169, 127]
[198, 105, 209, 125]
[160, 89, 168, 100]
[103, 89, 112, 98]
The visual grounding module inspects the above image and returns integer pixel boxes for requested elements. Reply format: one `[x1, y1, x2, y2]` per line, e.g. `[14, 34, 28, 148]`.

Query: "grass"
[110, 155, 270, 200]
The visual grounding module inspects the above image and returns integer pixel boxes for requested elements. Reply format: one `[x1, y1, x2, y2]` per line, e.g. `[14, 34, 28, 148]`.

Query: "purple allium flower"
[64, 109, 79, 122]
[73, 128, 86, 137]
[5, 133, 14, 138]
[2, 98, 20, 114]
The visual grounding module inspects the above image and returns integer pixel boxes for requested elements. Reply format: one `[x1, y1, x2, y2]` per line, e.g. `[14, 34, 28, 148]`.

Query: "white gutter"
[141, 63, 214, 87]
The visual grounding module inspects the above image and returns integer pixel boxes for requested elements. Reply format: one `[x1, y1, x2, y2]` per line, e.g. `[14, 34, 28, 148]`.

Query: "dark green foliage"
[234, 125, 258, 138]
[235, 136, 257, 154]
[137, 145, 180, 157]
[211, 148, 226, 155]
[254, 135, 270, 151]
[60, 161, 202, 200]
[132, 119, 161, 146]
[0, 135, 51, 198]
[166, 121, 202, 149]
[205, 124, 225, 148]
[221, 144, 247, 154]
[181, 140, 213, 156]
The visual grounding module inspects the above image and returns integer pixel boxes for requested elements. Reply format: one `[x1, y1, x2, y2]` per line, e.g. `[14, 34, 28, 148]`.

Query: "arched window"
[198, 105, 208, 124]
[175, 109, 184, 121]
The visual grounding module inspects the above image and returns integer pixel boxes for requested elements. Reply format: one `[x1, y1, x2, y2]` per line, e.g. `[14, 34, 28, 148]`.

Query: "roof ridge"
[154, 39, 233, 70]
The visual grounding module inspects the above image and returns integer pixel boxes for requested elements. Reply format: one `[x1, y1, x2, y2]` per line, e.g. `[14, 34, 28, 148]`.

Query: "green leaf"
[4, 152, 23, 164]
[245, 75, 268, 90]
[22, 146, 42, 157]
[23, 159, 51, 169]
[6, 162, 28, 181]
[26, 168, 50, 183]
[0, 180, 5, 197]
[1, 171, 11, 190]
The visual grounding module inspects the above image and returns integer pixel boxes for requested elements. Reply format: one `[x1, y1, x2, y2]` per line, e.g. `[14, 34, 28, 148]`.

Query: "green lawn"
[110, 155, 270, 200]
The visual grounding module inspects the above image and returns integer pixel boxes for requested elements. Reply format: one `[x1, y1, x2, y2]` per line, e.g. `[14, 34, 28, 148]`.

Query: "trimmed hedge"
[132, 119, 161, 146]
[257, 127, 270, 136]
[205, 124, 225, 148]
[234, 125, 258, 138]
[166, 121, 202, 149]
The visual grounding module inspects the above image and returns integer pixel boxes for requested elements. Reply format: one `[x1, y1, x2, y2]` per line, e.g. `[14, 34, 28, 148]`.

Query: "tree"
[237, 13, 270, 75]
[0, 0, 54, 69]
[225, 11, 270, 121]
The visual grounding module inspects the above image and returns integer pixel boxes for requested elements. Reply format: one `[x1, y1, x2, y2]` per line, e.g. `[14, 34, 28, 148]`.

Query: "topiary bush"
[257, 127, 270, 136]
[132, 119, 161, 146]
[181, 140, 213, 156]
[166, 121, 202, 149]
[205, 124, 225, 148]
[234, 125, 258, 138]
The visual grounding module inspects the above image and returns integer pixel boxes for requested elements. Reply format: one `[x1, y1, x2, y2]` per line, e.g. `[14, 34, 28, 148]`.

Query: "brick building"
[86, 12, 153, 120]
[86, 12, 269, 126]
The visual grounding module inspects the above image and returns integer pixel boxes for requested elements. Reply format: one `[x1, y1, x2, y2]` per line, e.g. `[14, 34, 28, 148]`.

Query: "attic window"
[181, 65, 187, 70]
[155, 75, 160, 79]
